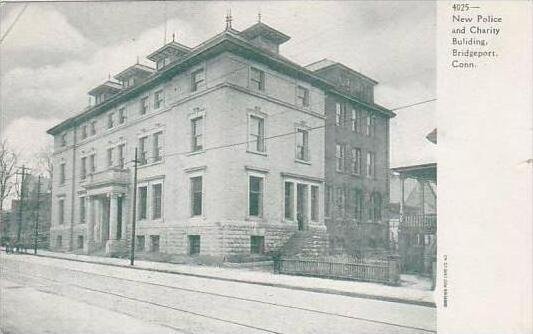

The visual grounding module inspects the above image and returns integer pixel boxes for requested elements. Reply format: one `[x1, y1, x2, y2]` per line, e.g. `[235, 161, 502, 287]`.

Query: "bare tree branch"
[0, 140, 18, 212]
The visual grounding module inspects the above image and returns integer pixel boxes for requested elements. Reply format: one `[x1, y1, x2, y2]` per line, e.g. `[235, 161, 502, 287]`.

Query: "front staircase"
[278, 230, 331, 258]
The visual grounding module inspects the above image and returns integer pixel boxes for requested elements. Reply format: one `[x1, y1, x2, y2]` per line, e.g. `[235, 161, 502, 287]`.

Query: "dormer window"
[89, 81, 122, 105]
[156, 57, 170, 70]
[123, 77, 135, 89]
[95, 94, 104, 104]
[147, 41, 191, 72]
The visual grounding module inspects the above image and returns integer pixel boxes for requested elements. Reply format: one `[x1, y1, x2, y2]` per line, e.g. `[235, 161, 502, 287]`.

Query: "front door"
[296, 184, 308, 231]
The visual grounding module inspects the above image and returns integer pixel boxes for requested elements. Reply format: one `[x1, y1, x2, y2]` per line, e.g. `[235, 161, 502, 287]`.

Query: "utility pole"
[16, 165, 29, 246]
[33, 175, 41, 255]
[130, 148, 138, 266]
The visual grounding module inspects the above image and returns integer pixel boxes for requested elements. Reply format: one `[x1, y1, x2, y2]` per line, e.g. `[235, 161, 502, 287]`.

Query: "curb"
[31, 252, 436, 308]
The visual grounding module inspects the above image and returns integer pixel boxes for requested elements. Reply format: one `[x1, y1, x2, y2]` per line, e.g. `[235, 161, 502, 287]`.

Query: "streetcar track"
[4, 257, 436, 333]
[5, 271, 281, 334]
[3, 273, 195, 334]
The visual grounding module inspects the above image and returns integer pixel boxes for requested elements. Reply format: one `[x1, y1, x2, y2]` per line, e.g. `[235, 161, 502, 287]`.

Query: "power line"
[53, 96, 435, 184]
[390, 98, 436, 111]
[0, 3, 28, 44]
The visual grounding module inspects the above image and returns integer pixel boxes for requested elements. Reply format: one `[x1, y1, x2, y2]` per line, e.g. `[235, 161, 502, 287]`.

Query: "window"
[81, 125, 88, 140]
[77, 235, 84, 249]
[335, 103, 346, 126]
[191, 117, 203, 152]
[56, 235, 62, 248]
[351, 148, 362, 175]
[356, 109, 363, 133]
[118, 108, 126, 124]
[311, 185, 319, 222]
[296, 86, 309, 107]
[370, 192, 382, 222]
[136, 235, 145, 252]
[139, 137, 148, 165]
[325, 185, 332, 217]
[153, 131, 163, 162]
[124, 77, 135, 88]
[154, 90, 163, 109]
[366, 151, 375, 178]
[249, 176, 263, 217]
[250, 67, 265, 91]
[107, 148, 114, 167]
[81, 157, 87, 180]
[89, 154, 96, 173]
[117, 144, 125, 169]
[249, 115, 265, 152]
[107, 112, 115, 129]
[79, 197, 85, 223]
[59, 163, 65, 185]
[156, 58, 167, 70]
[284, 182, 294, 220]
[188, 235, 201, 255]
[152, 184, 162, 219]
[296, 129, 309, 161]
[150, 235, 160, 252]
[90, 121, 96, 136]
[58, 199, 65, 225]
[60, 133, 67, 147]
[250, 236, 265, 254]
[140, 97, 149, 115]
[336, 187, 346, 216]
[353, 188, 363, 220]
[138, 186, 147, 219]
[191, 69, 205, 92]
[335, 144, 345, 172]
[365, 113, 375, 136]
[351, 109, 357, 131]
[190, 176, 203, 216]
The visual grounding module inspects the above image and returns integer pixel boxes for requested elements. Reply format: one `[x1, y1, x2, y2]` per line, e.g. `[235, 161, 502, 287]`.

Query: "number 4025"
[452, 3, 470, 11]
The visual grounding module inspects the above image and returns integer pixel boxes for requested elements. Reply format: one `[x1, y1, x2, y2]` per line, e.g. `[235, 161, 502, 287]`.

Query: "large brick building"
[306, 60, 395, 257]
[47, 20, 333, 258]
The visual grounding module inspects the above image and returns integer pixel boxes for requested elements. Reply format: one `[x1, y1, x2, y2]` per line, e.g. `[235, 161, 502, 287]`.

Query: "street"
[0, 254, 436, 334]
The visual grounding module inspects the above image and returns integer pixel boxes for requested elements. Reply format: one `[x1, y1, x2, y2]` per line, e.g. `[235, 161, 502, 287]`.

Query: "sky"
[0, 1, 436, 168]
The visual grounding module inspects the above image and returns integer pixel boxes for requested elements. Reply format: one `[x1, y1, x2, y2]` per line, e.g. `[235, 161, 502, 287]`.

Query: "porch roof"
[392, 163, 437, 182]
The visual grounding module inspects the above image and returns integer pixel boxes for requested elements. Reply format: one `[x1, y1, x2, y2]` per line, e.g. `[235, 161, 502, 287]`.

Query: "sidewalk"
[29, 250, 435, 307]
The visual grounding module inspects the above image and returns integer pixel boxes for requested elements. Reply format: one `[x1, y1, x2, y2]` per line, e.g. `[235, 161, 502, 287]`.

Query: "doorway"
[296, 184, 308, 231]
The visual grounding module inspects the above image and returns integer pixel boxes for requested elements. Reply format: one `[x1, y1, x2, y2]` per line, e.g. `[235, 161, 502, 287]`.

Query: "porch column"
[121, 194, 128, 240]
[109, 193, 118, 240]
[419, 179, 425, 217]
[85, 196, 95, 252]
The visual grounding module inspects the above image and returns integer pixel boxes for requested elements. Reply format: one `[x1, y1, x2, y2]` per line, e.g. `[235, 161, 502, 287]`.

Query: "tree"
[0, 140, 18, 212]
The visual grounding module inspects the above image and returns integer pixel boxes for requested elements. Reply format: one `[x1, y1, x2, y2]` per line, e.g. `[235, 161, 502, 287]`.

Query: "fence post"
[387, 254, 401, 286]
